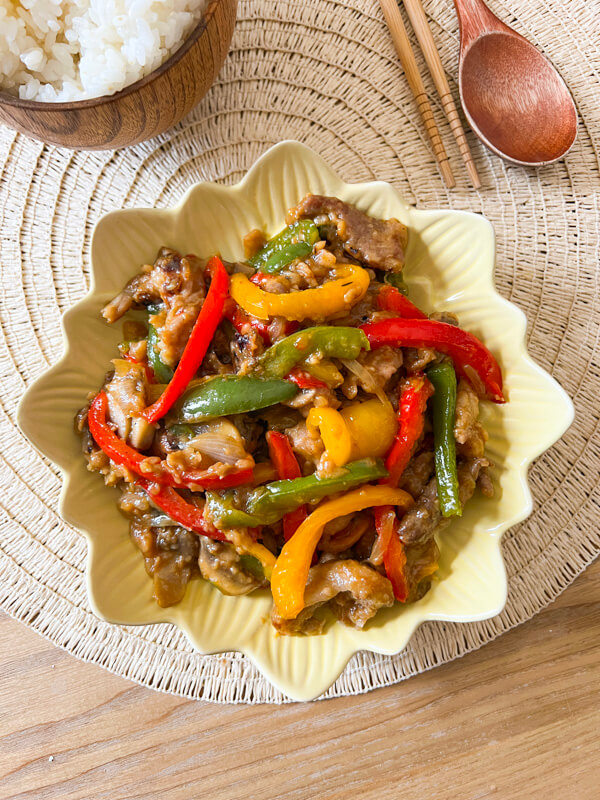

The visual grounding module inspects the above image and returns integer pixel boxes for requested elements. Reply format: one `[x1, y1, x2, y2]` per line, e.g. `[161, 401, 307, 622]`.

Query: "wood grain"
[0, 0, 237, 150]
[454, 0, 577, 165]
[1, 558, 598, 800]
[378, 0, 455, 188]
[402, 0, 480, 188]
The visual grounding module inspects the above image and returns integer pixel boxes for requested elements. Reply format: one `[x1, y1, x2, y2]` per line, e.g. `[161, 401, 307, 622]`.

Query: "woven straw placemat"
[0, 0, 598, 703]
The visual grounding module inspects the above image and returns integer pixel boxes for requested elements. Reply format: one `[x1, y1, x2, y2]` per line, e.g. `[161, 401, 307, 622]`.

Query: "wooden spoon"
[454, 0, 577, 165]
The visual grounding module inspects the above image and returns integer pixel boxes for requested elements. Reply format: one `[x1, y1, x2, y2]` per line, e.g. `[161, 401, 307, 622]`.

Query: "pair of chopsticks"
[379, 0, 480, 189]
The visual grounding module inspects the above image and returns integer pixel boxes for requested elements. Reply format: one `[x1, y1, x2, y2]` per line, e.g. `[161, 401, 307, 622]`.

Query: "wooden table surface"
[1, 558, 598, 800]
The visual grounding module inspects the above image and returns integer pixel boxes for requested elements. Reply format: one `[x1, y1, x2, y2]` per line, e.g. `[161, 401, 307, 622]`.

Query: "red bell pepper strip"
[180, 468, 255, 490]
[285, 368, 328, 390]
[377, 285, 427, 319]
[249, 271, 269, 287]
[225, 295, 299, 344]
[383, 521, 409, 601]
[88, 390, 158, 477]
[375, 374, 433, 601]
[137, 479, 228, 541]
[282, 505, 310, 544]
[224, 298, 271, 343]
[139, 480, 264, 548]
[266, 430, 308, 541]
[374, 506, 409, 602]
[383, 374, 434, 487]
[88, 391, 254, 491]
[266, 430, 302, 479]
[360, 317, 505, 403]
[140, 256, 229, 424]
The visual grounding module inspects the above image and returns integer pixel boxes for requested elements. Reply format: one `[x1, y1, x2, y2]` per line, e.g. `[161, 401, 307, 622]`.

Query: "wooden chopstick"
[378, 0, 455, 189]
[402, 0, 481, 188]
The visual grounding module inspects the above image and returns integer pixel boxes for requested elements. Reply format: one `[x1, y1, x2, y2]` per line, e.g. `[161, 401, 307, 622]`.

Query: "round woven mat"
[0, 0, 598, 703]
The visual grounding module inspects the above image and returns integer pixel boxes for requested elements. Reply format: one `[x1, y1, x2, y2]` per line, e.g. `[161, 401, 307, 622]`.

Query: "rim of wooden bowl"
[0, 0, 221, 111]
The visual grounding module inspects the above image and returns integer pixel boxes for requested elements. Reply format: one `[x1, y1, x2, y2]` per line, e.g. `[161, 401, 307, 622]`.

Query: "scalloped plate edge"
[17, 141, 574, 701]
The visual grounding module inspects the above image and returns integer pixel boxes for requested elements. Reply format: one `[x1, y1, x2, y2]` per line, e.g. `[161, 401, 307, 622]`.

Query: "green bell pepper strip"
[262, 242, 313, 273]
[206, 458, 389, 528]
[167, 423, 195, 440]
[147, 305, 174, 384]
[249, 220, 319, 274]
[383, 272, 409, 295]
[204, 494, 265, 528]
[239, 553, 265, 581]
[173, 375, 298, 423]
[258, 326, 370, 379]
[426, 361, 462, 517]
[249, 457, 388, 517]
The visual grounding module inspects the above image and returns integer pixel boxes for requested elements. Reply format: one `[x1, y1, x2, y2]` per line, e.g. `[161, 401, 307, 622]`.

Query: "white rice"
[0, 1, 208, 102]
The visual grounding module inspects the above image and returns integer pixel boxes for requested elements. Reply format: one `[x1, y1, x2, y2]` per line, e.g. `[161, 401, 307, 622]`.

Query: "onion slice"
[340, 358, 393, 409]
[187, 420, 248, 465]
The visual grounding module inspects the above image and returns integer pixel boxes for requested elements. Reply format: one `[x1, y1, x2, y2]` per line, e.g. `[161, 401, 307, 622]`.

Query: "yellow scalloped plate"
[18, 142, 573, 701]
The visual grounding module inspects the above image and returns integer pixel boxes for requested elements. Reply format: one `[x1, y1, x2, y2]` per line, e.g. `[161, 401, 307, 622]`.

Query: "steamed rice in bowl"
[0, 0, 209, 102]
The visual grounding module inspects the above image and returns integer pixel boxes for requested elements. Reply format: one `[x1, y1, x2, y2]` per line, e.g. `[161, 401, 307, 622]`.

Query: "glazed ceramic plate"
[18, 141, 573, 701]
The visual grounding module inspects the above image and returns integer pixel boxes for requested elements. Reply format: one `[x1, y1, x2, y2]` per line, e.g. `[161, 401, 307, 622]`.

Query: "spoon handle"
[453, 0, 511, 52]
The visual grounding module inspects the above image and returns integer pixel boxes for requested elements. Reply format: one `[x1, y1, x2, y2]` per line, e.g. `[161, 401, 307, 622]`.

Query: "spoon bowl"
[455, 0, 577, 166]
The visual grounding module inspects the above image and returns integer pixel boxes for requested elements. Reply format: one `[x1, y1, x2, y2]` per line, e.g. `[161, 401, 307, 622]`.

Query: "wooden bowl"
[0, 0, 237, 150]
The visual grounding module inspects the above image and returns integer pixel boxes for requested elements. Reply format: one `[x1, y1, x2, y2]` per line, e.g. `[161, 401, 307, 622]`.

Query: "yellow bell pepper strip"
[306, 407, 353, 467]
[230, 263, 370, 321]
[271, 485, 414, 619]
[341, 399, 398, 461]
[307, 400, 398, 467]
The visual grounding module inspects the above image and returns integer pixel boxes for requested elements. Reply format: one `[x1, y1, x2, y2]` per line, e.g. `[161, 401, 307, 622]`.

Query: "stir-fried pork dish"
[77, 195, 504, 635]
